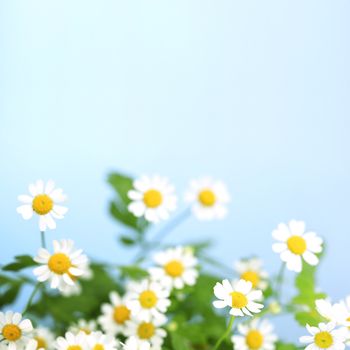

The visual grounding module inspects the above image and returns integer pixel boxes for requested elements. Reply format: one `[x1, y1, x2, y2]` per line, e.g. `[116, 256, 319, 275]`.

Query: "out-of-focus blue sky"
[1, 0, 349, 340]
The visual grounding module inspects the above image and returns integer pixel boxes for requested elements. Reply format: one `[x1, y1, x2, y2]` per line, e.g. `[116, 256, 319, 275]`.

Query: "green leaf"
[170, 332, 191, 350]
[2, 255, 37, 272]
[0, 274, 22, 307]
[119, 235, 136, 246]
[108, 172, 133, 204]
[276, 341, 301, 350]
[119, 265, 149, 280]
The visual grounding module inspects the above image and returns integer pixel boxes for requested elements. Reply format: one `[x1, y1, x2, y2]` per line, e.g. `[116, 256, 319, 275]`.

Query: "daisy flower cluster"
[1, 174, 348, 350]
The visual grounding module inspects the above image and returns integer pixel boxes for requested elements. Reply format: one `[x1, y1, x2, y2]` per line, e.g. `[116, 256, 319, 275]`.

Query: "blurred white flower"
[213, 279, 263, 317]
[87, 331, 118, 350]
[33, 327, 55, 350]
[17, 180, 68, 231]
[272, 220, 323, 273]
[33, 239, 88, 291]
[55, 331, 87, 350]
[128, 175, 177, 223]
[184, 177, 230, 220]
[68, 319, 97, 336]
[149, 246, 198, 290]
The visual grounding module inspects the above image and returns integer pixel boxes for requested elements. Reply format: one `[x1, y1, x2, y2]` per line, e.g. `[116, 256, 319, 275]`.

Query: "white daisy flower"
[333, 297, 350, 344]
[55, 331, 87, 350]
[272, 220, 323, 273]
[124, 318, 166, 350]
[33, 239, 88, 292]
[184, 177, 230, 221]
[128, 175, 177, 223]
[0, 311, 33, 350]
[87, 331, 118, 350]
[234, 258, 269, 291]
[148, 246, 198, 290]
[299, 322, 347, 350]
[60, 263, 92, 297]
[126, 280, 170, 324]
[33, 327, 55, 350]
[213, 279, 264, 317]
[98, 292, 132, 336]
[17, 180, 68, 231]
[316, 299, 340, 323]
[232, 318, 278, 350]
[68, 319, 97, 335]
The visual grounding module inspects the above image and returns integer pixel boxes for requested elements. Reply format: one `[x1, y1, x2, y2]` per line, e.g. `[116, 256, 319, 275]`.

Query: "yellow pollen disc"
[241, 271, 260, 288]
[113, 305, 131, 324]
[67, 346, 82, 350]
[137, 322, 155, 340]
[48, 253, 71, 274]
[347, 316, 350, 330]
[139, 290, 158, 309]
[246, 330, 264, 350]
[164, 260, 184, 277]
[143, 189, 163, 208]
[93, 344, 104, 350]
[230, 291, 248, 309]
[198, 189, 216, 206]
[32, 194, 53, 215]
[35, 336, 47, 349]
[2, 324, 22, 341]
[287, 235, 307, 255]
[314, 331, 333, 349]
[80, 328, 91, 335]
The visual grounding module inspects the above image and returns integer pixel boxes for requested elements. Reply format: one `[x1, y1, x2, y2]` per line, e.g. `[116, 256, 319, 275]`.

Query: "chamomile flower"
[126, 280, 170, 324]
[316, 300, 340, 323]
[98, 292, 132, 336]
[333, 297, 350, 344]
[17, 180, 68, 231]
[213, 279, 264, 317]
[299, 322, 347, 350]
[60, 264, 93, 297]
[33, 239, 88, 292]
[0, 311, 33, 350]
[33, 327, 55, 350]
[184, 177, 230, 220]
[121, 337, 150, 350]
[148, 246, 198, 290]
[272, 220, 323, 273]
[55, 331, 87, 350]
[124, 318, 166, 350]
[232, 318, 278, 350]
[234, 258, 269, 291]
[128, 175, 177, 223]
[87, 331, 118, 350]
[68, 319, 97, 335]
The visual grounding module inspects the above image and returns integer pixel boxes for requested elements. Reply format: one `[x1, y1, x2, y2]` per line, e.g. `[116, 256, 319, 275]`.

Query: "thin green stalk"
[22, 283, 40, 315]
[275, 263, 286, 302]
[40, 231, 46, 249]
[213, 316, 235, 350]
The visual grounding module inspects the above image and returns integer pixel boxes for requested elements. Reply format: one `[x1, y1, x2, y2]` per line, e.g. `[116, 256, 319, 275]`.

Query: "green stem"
[275, 263, 285, 302]
[133, 208, 191, 263]
[22, 283, 40, 315]
[213, 316, 235, 350]
[40, 231, 46, 249]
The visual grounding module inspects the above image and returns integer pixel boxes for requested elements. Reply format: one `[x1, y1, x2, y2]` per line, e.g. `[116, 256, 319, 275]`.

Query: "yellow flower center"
[67, 346, 82, 350]
[198, 189, 216, 206]
[2, 324, 22, 341]
[347, 316, 350, 329]
[314, 331, 333, 349]
[143, 189, 163, 208]
[35, 336, 47, 349]
[164, 260, 184, 277]
[230, 291, 248, 308]
[287, 235, 307, 255]
[80, 328, 91, 335]
[48, 253, 71, 274]
[32, 194, 53, 215]
[139, 290, 158, 309]
[246, 330, 264, 350]
[137, 322, 155, 339]
[113, 305, 131, 324]
[93, 345, 104, 350]
[241, 271, 260, 288]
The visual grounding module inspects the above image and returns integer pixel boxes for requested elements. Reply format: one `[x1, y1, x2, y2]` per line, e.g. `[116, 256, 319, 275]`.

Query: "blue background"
[1, 0, 349, 341]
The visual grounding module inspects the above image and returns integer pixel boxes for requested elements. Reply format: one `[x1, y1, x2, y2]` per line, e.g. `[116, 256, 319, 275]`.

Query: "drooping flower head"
[33, 239, 88, 291]
[213, 279, 264, 317]
[128, 175, 177, 223]
[17, 180, 68, 231]
[184, 177, 230, 220]
[232, 318, 278, 350]
[272, 220, 323, 273]
[0, 311, 33, 350]
[149, 246, 198, 290]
